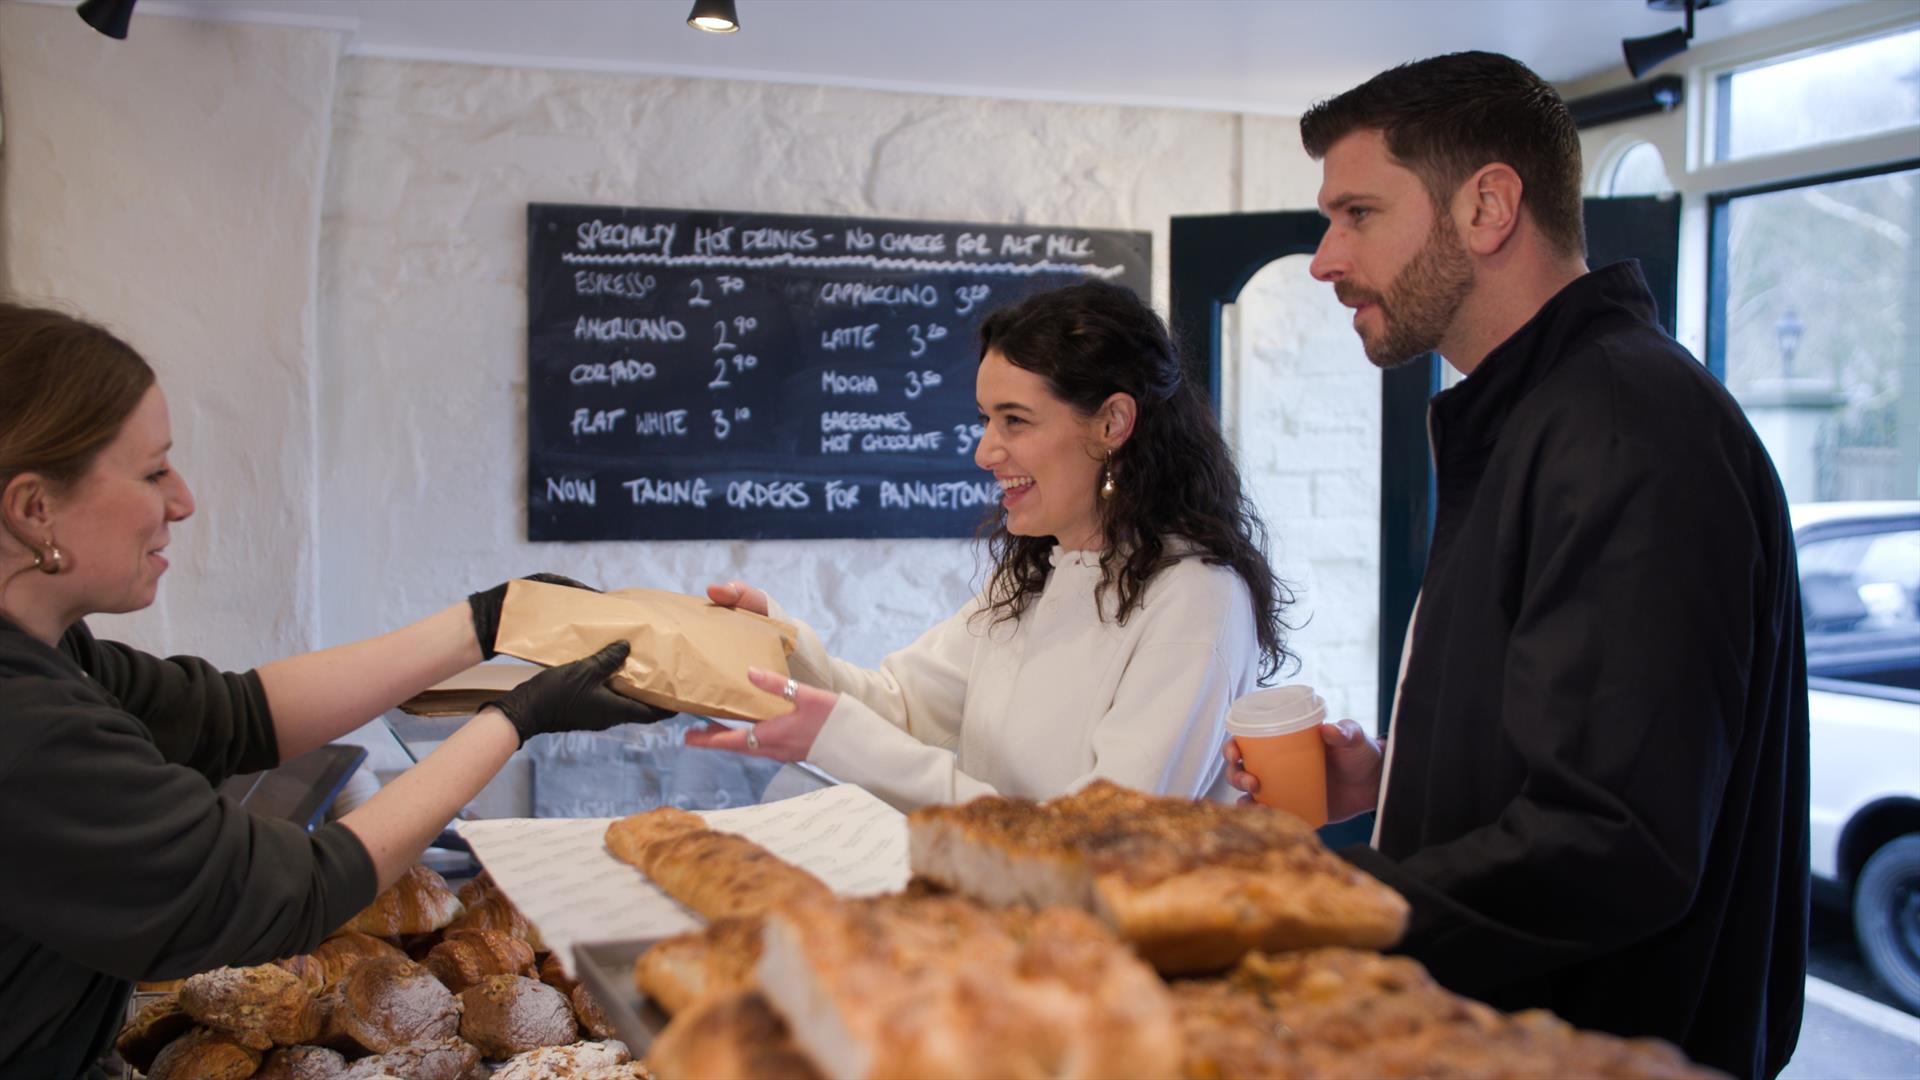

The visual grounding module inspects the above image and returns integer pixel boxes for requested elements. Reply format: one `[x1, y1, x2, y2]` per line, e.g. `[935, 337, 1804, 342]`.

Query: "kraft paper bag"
[493, 579, 797, 722]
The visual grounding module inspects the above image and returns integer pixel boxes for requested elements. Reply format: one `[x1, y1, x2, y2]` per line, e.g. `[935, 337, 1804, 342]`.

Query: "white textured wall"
[0, 3, 340, 667]
[317, 59, 1256, 665]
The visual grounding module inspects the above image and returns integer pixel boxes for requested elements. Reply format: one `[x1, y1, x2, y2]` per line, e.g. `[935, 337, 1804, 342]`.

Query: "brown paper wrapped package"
[494, 580, 797, 722]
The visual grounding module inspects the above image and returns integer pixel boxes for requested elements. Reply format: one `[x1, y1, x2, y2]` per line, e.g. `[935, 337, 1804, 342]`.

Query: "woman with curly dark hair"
[689, 280, 1292, 811]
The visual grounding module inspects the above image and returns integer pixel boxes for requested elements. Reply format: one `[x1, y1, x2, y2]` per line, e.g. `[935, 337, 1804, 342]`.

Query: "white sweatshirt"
[774, 547, 1259, 812]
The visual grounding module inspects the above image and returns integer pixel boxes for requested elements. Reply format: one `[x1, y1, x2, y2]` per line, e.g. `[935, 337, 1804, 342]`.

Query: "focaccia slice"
[757, 894, 1180, 1080]
[634, 915, 764, 1016]
[605, 807, 831, 921]
[633, 882, 976, 1018]
[1174, 948, 1720, 1079]
[909, 779, 1408, 973]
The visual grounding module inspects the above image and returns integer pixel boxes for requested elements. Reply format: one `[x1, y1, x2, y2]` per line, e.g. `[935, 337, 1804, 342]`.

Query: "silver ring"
[746, 727, 760, 750]
[782, 678, 798, 702]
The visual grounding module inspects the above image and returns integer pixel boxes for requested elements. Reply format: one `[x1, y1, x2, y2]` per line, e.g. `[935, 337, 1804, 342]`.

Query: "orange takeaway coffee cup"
[1227, 686, 1328, 827]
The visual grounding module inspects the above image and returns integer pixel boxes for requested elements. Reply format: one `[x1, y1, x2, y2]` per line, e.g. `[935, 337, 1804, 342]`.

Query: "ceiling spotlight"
[688, 0, 740, 33]
[1623, 0, 1727, 79]
[77, 0, 137, 39]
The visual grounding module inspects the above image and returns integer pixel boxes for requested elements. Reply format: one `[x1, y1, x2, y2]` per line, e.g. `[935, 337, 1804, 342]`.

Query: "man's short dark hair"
[1300, 51, 1586, 258]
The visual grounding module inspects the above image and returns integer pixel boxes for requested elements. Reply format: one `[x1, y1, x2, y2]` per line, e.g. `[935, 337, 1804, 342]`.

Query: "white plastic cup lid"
[1225, 685, 1326, 737]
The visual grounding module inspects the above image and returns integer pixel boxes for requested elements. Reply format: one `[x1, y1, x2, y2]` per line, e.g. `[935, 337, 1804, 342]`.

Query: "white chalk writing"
[818, 282, 940, 308]
[575, 220, 676, 255]
[821, 371, 879, 395]
[728, 480, 811, 510]
[570, 359, 657, 386]
[573, 271, 659, 299]
[571, 408, 626, 437]
[635, 410, 690, 437]
[574, 315, 687, 343]
[623, 476, 712, 507]
[879, 480, 1001, 510]
[821, 411, 911, 433]
[825, 481, 860, 511]
[546, 476, 596, 506]
[861, 431, 944, 452]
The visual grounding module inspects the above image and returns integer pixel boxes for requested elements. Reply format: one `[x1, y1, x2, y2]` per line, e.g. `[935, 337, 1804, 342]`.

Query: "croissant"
[537, 951, 578, 998]
[114, 993, 193, 1072]
[572, 983, 617, 1040]
[457, 872, 496, 908]
[276, 930, 408, 992]
[445, 892, 544, 951]
[344, 864, 464, 937]
[426, 927, 537, 993]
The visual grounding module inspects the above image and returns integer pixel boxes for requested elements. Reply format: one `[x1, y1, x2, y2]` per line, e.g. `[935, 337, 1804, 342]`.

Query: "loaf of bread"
[605, 807, 830, 921]
[490, 1039, 637, 1080]
[457, 974, 579, 1058]
[277, 930, 408, 992]
[344, 864, 464, 936]
[319, 955, 460, 1053]
[179, 964, 322, 1050]
[256, 1044, 348, 1079]
[146, 1026, 264, 1080]
[337, 1036, 484, 1080]
[426, 927, 537, 993]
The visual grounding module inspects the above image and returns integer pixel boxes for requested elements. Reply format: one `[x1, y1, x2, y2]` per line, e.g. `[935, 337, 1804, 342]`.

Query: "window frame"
[1702, 22, 1920, 169]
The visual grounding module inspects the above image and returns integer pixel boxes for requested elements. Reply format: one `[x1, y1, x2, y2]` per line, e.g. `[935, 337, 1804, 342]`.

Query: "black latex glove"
[468, 572, 595, 660]
[485, 641, 676, 746]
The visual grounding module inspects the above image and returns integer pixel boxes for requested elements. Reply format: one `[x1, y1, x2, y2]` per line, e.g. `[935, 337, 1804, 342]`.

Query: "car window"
[1800, 528, 1920, 633]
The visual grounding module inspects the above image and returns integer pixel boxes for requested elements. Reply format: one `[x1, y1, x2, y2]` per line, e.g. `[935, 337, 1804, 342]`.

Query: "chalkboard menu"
[526, 203, 1152, 541]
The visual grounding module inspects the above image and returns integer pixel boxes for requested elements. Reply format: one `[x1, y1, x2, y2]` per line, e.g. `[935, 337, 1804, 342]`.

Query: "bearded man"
[1227, 52, 1808, 1078]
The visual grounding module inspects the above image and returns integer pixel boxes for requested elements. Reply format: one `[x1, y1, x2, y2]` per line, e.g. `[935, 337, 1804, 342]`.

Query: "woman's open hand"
[682, 666, 835, 763]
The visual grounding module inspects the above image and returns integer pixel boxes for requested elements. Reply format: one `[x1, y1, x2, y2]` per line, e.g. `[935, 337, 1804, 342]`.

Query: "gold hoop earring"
[1099, 455, 1116, 500]
[34, 542, 64, 575]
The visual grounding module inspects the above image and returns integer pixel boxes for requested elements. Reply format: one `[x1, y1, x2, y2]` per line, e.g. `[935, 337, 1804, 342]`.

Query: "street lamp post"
[1776, 308, 1804, 378]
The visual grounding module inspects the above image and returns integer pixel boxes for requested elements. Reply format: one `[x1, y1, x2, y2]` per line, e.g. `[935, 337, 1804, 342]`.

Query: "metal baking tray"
[573, 938, 674, 1053]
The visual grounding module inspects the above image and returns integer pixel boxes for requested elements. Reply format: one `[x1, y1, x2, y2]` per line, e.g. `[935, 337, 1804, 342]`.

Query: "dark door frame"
[1170, 211, 1439, 739]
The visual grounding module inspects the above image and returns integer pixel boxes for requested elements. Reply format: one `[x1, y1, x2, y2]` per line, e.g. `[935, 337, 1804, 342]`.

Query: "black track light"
[1623, 0, 1728, 79]
[688, 0, 741, 33]
[77, 0, 137, 39]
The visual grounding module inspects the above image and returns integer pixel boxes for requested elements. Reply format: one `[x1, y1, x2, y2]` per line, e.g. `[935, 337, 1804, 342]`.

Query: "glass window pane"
[1721, 166, 1919, 505]
[1715, 26, 1920, 162]
[1607, 142, 1672, 197]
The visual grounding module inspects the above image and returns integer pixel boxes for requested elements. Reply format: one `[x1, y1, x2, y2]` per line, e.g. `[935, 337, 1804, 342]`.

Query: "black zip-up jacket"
[0, 617, 376, 1080]
[1342, 262, 1810, 1079]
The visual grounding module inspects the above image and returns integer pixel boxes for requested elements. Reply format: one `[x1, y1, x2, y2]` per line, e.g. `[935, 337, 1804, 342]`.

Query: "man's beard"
[1336, 215, 1475, 369]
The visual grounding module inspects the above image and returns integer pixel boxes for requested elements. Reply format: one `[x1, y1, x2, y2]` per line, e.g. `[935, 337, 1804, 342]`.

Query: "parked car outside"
[1796, 501, 1920, 1012]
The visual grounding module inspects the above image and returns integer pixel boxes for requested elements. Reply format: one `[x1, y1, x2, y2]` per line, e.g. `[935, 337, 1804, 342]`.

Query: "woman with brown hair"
[688, 280, 1292, 812]
[0, 301, 669, 1078]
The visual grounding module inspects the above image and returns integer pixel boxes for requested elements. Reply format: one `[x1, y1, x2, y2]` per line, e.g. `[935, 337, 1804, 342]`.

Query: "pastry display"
[908, 779, 1409, 973]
